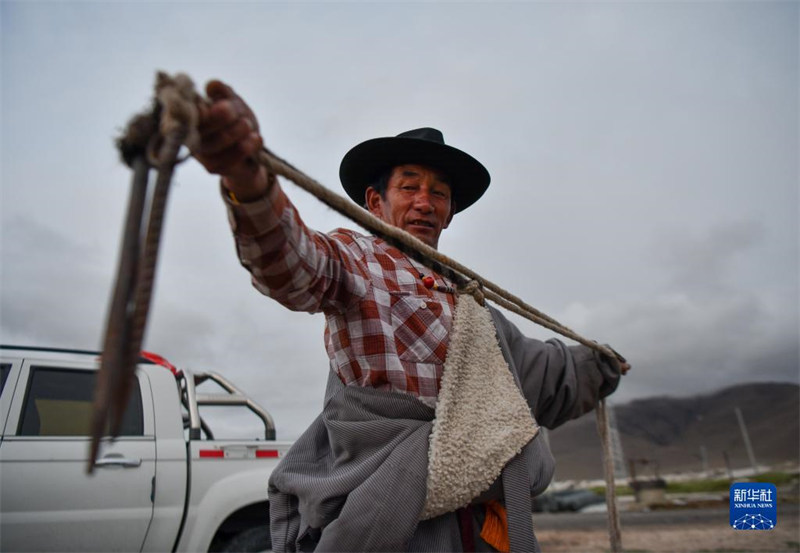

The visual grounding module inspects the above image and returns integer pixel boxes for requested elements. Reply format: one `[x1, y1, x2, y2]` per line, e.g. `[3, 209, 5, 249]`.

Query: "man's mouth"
[407, 219, 435, 230]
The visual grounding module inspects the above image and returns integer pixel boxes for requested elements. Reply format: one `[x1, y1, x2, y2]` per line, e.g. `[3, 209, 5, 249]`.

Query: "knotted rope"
[97, 72, 624, 553]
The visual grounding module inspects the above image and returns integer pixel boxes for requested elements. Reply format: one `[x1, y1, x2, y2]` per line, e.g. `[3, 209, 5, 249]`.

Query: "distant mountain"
[546, 382, 799, 481]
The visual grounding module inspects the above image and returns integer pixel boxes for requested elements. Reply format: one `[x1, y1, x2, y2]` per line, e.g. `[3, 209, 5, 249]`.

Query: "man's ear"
[365, 187, 384, 218]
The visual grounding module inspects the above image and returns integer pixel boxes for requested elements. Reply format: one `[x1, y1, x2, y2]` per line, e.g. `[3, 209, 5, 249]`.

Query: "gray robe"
[268, 306, 621, 552]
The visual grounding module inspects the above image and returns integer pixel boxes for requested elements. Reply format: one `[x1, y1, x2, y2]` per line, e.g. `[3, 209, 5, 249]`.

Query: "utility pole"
[696, 414, 710, 478]
[699, 445, 709, 477]
[734, 406, 758, 475]
[607, 404, 628, 480]
[723, 451, 734, 480]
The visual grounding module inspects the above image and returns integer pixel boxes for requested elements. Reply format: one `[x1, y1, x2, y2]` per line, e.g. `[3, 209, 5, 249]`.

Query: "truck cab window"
[18, 367, 144, 436]
[1, 363, 10, 394]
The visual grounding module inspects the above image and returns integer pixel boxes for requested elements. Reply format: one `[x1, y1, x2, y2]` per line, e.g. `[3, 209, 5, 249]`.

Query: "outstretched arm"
[192, 80, 368, 313]
[491, 307, 628, 429]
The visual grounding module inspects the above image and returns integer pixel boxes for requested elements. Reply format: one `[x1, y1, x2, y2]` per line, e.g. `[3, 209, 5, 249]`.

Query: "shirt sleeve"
[221, 180, 369, 314]
[489, 307, 622, 429]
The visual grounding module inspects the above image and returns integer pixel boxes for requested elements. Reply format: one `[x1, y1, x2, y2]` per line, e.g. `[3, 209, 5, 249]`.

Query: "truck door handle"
[94, 454, 142, 468]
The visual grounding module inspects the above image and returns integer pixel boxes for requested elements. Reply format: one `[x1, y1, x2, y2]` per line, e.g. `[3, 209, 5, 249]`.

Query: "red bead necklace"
[418, 272, 456, 294]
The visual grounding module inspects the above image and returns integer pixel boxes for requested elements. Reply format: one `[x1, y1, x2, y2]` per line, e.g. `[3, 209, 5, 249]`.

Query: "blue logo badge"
[730, 482, 776, 530]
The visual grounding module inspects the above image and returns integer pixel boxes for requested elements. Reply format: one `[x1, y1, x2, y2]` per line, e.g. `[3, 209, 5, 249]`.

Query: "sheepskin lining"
[420, 294, 539, 519]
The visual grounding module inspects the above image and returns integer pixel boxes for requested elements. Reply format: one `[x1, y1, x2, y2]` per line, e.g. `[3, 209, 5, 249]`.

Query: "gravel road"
[534, 504, 799, 552]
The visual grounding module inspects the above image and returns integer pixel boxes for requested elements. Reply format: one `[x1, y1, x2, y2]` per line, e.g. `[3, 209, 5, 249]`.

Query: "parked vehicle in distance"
[0, 345, 290, 552]
[532, 488, 605, 513]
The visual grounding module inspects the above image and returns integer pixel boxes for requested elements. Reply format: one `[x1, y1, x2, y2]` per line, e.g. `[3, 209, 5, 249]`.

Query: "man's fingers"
[196, 132, 262, 175]
[198, 98, 256, 132]
[231, 96, 259, 131]
[199, 117, 254, 156]
[198, 99, 238, 133]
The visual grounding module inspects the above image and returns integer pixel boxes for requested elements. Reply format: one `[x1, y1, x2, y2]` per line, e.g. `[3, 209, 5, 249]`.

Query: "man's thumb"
[205, 80, 234, 101]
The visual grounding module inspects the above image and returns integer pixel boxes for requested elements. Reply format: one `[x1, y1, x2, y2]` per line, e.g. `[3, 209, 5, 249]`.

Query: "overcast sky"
[2, 1, 797, 440]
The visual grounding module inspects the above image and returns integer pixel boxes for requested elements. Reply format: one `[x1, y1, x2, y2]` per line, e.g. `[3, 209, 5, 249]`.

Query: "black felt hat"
[339, 127, 491, 214]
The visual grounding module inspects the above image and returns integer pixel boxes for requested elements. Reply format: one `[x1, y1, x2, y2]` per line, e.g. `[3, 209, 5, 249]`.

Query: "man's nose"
[412, 189, 434, 212]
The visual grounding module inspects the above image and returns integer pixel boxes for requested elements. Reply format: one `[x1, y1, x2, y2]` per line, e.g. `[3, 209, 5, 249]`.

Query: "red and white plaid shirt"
[224, 182, 456, 407]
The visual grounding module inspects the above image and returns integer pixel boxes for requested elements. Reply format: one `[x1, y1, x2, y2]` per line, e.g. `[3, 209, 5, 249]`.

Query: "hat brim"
[339, 137, 490, 214]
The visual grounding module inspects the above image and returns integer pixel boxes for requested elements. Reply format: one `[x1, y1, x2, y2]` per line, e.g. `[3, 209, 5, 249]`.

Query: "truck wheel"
[222, 526, 272, 553]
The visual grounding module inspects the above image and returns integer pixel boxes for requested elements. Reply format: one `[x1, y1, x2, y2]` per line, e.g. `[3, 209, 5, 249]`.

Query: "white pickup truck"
[0, 345, 293, 552]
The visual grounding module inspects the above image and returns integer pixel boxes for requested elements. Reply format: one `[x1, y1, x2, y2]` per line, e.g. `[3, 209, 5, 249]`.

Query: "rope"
[457, 280, 485, 306]
[256, 144, 619, 361]
[98, 72, 625, 552]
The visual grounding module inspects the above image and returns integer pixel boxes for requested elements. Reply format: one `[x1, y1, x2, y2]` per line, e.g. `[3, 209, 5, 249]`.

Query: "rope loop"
[146, 134, 193, 168]
[154, 72, 201, 152]
[458, 279, 485, 306]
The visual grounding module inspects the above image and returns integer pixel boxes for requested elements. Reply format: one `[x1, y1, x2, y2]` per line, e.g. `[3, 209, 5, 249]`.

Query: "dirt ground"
[537, 520, 800, 553]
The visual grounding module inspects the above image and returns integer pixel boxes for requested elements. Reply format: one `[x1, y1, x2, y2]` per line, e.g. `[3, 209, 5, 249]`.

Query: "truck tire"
[221, 526, 272, 553]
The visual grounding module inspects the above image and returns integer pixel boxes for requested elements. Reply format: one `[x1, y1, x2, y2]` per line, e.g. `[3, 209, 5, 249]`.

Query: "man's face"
[366, 164, 455, 249]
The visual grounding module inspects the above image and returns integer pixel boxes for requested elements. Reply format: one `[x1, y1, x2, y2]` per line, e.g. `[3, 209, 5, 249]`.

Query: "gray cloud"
[2, 2, 797, 440]
[549, 219, 799, 403]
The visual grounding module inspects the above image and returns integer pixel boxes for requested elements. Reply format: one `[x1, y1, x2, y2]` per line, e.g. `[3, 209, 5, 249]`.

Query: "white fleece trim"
[420, 294, 539, 520]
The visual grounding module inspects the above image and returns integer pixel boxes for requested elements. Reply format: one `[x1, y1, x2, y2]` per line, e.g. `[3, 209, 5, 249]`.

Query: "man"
[194, 80, 629, 552]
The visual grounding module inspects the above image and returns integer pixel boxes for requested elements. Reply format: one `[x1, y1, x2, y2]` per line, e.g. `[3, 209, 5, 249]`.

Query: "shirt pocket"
[389, 291, 449, 364]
